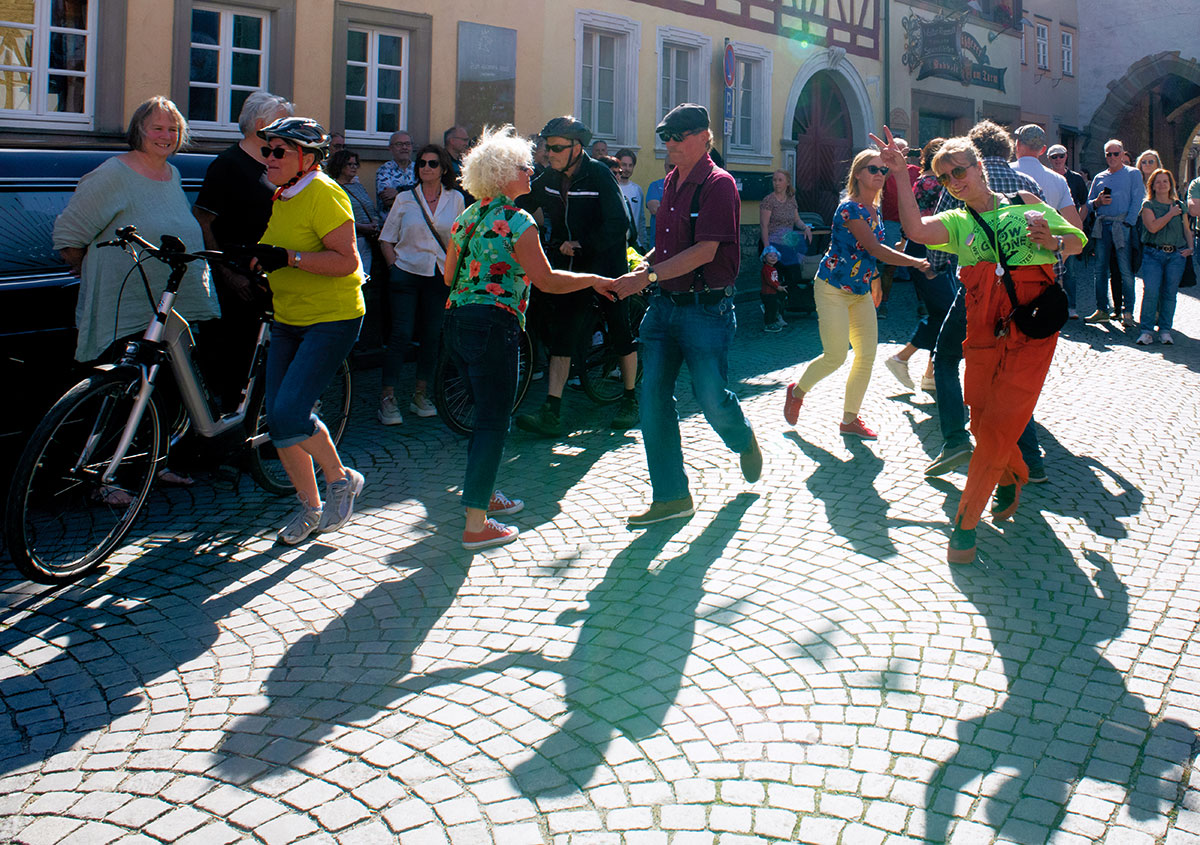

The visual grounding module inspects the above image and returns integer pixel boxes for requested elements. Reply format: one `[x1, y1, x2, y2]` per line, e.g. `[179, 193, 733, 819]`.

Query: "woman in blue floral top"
[443, 125, 617, 551]
[782, 148, 929, 440]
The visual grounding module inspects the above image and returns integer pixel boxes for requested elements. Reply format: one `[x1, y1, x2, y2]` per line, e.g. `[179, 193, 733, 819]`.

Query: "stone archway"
[781, 49, 875, 222]
[1083, 51, 1200, 180]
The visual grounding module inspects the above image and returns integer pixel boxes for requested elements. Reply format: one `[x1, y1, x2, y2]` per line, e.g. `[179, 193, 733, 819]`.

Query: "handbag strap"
[449, 197, 498, 287]
[411, 185, 448, 256]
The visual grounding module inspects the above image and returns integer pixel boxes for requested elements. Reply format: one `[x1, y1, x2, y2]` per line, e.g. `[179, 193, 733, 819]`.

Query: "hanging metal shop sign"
[901, 14, 1007, 92]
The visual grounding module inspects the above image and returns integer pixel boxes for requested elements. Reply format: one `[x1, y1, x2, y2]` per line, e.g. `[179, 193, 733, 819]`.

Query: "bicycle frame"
[97, 240, 270, 483]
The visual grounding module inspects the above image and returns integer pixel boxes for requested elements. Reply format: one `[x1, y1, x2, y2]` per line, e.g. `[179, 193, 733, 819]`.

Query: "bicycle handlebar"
[99, 225, 267, 282]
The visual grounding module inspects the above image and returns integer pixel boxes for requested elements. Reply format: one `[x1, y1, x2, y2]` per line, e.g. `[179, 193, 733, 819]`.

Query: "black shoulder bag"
[966, 195, 1068, 339]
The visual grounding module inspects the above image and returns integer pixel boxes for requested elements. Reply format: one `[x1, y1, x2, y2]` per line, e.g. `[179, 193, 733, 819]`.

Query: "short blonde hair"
[460, 125, 531, 200]
[931, 137, 990, 190]
[126, 96, 189, 154]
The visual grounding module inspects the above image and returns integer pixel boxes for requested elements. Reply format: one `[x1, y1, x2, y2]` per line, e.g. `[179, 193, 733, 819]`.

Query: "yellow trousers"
[797, 281, 878, 417]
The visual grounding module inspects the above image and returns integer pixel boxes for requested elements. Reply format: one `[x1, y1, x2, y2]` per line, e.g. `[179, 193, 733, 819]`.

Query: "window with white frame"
[188, 5, 268, 127]
[575, 10, 638, 145]
[726, 41, 772, 163]
[656, 27, 709, 128]
[1035, 23, 1049, 69]
[1061, 30, 1073, 76]
[344, 26, 407, 138]
[0, 0, 96, 125]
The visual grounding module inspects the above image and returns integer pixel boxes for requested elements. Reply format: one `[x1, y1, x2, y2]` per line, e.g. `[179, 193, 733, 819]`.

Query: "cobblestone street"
[2, 279, 1200, 844]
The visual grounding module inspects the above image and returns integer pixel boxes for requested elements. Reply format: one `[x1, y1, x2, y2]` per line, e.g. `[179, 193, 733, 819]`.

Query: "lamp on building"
[988, 15, 1034, 42]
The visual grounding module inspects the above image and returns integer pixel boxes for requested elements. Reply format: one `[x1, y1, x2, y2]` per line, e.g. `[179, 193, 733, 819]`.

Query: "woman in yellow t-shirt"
[253, 117, 366, 546]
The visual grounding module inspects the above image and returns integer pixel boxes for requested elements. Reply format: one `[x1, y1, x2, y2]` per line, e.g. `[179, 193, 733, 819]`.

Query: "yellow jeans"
[797, 281, 878, 417]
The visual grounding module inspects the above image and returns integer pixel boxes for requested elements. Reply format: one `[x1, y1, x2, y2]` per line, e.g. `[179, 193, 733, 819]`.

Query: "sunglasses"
[1105, 151, 1123, 157]
[261, 146, 294, 159]
[864, 164, 889, 176]
[1048, 153, 1066, 160]
[545, 142, 576, 153]
[658, 128, 701, 143]
[416, 159, 441, 169]
[934, 164, 974, 185]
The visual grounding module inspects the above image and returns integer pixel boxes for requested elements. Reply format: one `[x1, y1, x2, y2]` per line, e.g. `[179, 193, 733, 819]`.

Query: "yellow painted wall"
[124, 0, 177, 120]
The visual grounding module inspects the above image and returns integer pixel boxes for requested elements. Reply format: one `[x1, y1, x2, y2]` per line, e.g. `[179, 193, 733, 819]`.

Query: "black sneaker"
[739, 432, 763, 483]
[1027, 466, 1049, 484]
[515, 402, 564, 437]
[925, 443, 972, 477]
[610, 396, 640, 430]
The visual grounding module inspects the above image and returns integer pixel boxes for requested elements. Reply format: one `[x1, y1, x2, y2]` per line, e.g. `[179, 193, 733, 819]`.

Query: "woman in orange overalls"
[872, 129, 1086, 564]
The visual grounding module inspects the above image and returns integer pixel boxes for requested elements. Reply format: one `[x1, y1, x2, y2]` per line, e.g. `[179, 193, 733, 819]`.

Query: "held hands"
[611, 268, 650, 300]
[912, 257, 931, 275]
[867, 126, 906, 173]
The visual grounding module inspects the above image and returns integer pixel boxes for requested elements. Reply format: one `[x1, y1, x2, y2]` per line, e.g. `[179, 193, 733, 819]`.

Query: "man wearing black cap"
[611, 103, 761, 526]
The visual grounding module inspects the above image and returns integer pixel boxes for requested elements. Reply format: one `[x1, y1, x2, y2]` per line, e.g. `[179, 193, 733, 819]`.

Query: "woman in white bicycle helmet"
[254, 116, 367, 546]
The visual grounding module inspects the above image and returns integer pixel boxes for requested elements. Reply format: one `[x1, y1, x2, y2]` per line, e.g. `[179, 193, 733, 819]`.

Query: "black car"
[0, 148, 215, 456]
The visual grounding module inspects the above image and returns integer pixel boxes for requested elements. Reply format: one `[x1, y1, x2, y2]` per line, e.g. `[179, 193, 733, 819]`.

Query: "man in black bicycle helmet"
[516, 115, 639, 435]
[258, 116, 331, 194]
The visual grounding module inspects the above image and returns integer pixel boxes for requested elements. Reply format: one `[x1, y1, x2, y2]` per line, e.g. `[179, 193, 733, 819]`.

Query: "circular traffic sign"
[724, 43, 736, 88]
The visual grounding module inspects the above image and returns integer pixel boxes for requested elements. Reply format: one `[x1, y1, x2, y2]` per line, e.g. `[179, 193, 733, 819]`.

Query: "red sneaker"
[487, 490, 524, 516]
[462, 518, 519, 550]
[783, 383, 804, 425]
[839, 417, 878, 440]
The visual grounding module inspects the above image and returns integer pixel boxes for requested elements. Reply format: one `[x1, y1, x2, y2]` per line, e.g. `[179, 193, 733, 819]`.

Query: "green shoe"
[947, 519, 977, 564]
[610, 396, 639, 430]
[990, 483, 1020, 522]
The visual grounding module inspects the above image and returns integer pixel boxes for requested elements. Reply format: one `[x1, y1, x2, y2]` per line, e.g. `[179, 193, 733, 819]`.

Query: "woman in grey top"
[325, 149, 382, 277]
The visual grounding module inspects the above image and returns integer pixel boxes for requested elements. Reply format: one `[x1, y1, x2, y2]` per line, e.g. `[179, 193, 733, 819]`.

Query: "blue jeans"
[909, 270, 955, 350]
[1139, 247, 1185, 331]
[383, 266, 447, 388]
[932, 286, 1043, 470]
[1063, 254, 1081, 310]
[1093, 220, 1135, 312]
[444, 304, 519, 512]
[266, 317, 362, 447]
[638, 295, 755, 502]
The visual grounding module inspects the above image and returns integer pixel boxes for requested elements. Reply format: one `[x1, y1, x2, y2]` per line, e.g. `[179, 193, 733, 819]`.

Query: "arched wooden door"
[792, 71, 853, 224]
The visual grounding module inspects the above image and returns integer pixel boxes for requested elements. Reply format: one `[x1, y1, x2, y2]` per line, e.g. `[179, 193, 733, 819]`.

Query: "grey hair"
[460, 125, 532, 199]
[238, 92, 294, 136]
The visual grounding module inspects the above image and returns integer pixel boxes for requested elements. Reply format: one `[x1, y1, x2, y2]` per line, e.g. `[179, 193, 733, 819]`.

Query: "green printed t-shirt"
[260, 172, 366, 326]
[448, 196, 537, 330]
[930, 199, 1085, 267]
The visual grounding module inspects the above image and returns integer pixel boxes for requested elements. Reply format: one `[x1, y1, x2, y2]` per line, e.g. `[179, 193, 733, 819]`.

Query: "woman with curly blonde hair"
[443, 125, 618, 550]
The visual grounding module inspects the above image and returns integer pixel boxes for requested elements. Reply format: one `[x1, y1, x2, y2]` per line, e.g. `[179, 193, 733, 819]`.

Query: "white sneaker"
[409, 393, 436, 417]
[921, 375, 937, 393]
[885, 355, 915, 390]
[1136, 331, 1153, 346]
[378, 395, 403, 425]
[1161, 330, 1174, 345]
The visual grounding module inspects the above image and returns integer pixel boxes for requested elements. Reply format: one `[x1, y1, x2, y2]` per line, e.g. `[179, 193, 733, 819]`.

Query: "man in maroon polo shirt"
[611, 103, 762, 526]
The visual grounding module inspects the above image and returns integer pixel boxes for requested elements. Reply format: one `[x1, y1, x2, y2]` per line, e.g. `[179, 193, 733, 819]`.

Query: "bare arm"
[1057, 203, 1084, 232]
[285, 220, 359, 277]
[60, 247, 86, 275]
[513, 227, 610, 294]
[1189, 195, 1200, 218]
[759, 207, 773, 250]
[870, 130, 951, 246]
[611, 240, 720, 298]
[380, 239, 398, 267]
[844, 217, 927, 268]
[1141, 203, 1182, 234]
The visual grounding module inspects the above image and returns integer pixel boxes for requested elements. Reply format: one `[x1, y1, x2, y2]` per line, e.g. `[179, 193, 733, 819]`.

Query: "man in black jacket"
[516, 116, 640, 435]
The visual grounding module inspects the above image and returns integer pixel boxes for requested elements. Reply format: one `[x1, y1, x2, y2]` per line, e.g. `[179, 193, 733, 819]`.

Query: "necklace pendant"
[994, 264, 1004, 278]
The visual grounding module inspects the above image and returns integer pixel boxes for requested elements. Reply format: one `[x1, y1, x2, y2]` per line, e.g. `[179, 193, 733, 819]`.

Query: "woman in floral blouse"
[444, 125, 617, 551]
[783, 148, 929, 440]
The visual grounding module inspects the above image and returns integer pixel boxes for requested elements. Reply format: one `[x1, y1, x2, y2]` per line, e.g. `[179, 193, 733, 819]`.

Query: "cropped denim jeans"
[638, 295, 755, 502]
[265, 317, 361, 448]
[444, 304, 520, 511]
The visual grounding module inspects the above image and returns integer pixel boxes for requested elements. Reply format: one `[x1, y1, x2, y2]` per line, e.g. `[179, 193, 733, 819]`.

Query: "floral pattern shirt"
[447, 195, 536, 329]
[814, 199, 886, 296]
[913, 173, 943, 215]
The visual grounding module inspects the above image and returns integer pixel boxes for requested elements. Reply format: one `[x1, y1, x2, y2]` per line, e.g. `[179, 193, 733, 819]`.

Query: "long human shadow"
[784, 431, 897, 558]
[924, 514, 1198, 843]
[372, 493, 759, 798]
[0, 535, 324, 776]
[214, 536, 470, 781]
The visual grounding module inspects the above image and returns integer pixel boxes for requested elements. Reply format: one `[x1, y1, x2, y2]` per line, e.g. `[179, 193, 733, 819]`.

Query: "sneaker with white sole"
[278, 495, 323, 545]
[463, 518, 519, 550]
[487, 490, 524, 516]
[920, 375, 937, 393]
[378, 396, 403, 425]
[1161, 330, 1174, 345]
[409, 392, 436, 417]
[885, 355, 915, 390]
[1068, 307, 1079, 320]
[1136, 331, 1154, 346]
[839, 417, 878, 439]
[317, 468, 365, 534]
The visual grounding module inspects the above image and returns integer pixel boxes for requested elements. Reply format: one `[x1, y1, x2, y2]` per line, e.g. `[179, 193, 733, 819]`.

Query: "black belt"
[1149, 244, 1177, 253]
[656, 287, 734, 305]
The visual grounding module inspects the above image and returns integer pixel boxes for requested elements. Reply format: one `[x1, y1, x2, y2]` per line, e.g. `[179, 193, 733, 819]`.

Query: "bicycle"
[4, 226, 352, 584]
[575, 290, 647, 405]
[432, 328, 534, 436]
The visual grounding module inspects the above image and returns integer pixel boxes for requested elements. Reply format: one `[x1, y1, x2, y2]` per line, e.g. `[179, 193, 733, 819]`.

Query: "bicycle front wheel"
[434, 330, 533, 436]
[5, 370, 164, 584]
[246, 358, 353, 495]
[580, 295, 646, 405]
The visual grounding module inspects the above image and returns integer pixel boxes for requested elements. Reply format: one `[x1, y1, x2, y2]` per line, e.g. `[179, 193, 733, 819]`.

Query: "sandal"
[156, 469, 195, 487]
[92, 484, 134, 506]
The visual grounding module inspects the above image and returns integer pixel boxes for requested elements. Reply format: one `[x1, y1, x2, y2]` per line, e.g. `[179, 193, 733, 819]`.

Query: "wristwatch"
[646, 266, 658, 284]
[1053, 235, 1065, 256]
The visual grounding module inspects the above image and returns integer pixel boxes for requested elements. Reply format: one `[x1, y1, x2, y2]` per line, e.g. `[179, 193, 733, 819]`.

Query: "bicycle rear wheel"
[434, 330, 532, 436]
[5, 370, 164, 584]
[246, 358, 353, 496]
[579, 294, 646, 405]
